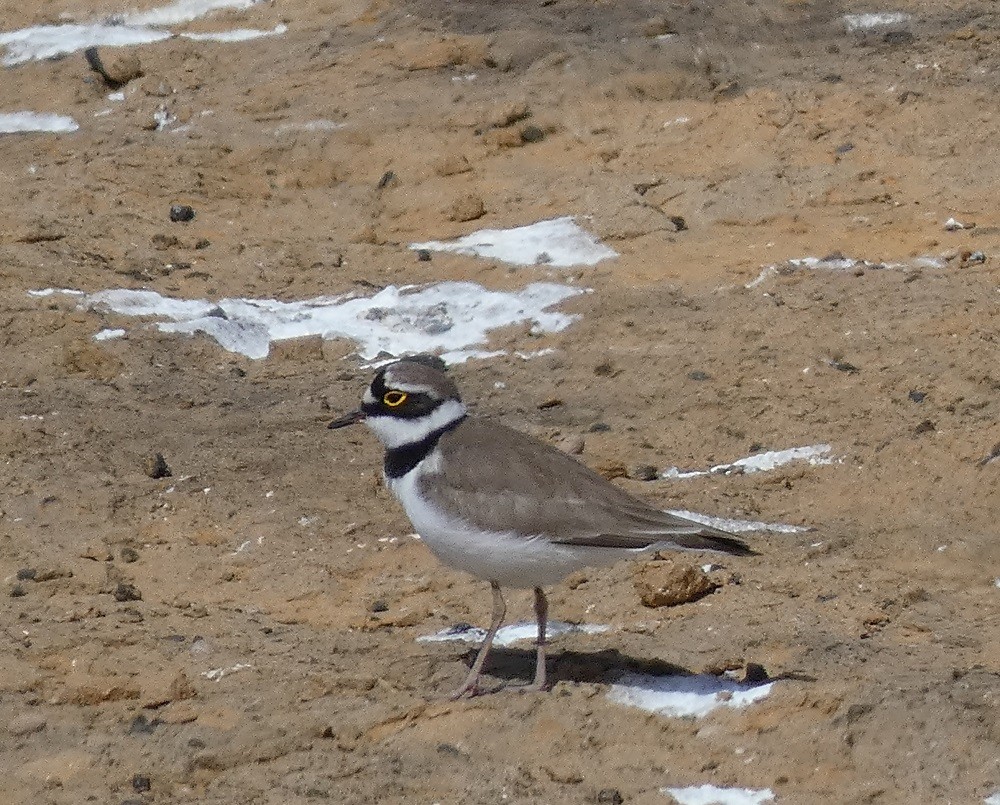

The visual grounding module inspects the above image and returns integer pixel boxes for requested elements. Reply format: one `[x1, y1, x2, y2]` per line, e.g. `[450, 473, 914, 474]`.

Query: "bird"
[328, 357, 755, 698]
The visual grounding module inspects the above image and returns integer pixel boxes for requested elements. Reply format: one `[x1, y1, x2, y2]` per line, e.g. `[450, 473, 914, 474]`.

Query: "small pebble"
[131, 774, 151, 793]
[169, 204, 195, 223]
[370, 599, 389, 613]
[376, 171, 396, 190]
[415, 249, 432, 262]
[114, 582, 142, 602]
[589, 422, 611, 433]
[558, 436, 586, 456]
[448, 194, 486, 223]
[743, 662, 770, 684]
[597, 789, 624, 805]
[908, 390, 926, 403]
[914, 419, 936, 435]
[668, 215, 688, 232]
[10, 584, 26, 598]
[16, 567, 37, 581]
[687, 370, 711, 381]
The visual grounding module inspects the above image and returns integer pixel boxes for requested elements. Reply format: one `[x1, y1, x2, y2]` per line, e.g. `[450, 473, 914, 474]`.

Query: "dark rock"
[883, 30, 915, 46]
[908, 390, 926, 403]
[169, 204, 196, 223]
[114, 583, 142, 602]
[520, 124, 545, 143]
[376, 171, 397, 190]
[687, 370, 711, 381]
[627, 464, 658, 482]
[120, 547, 140, 563]
[128, 714, 159, 735]
[597, 789, 624, 804]
[370, 599, 389, 613]
[16, 567, 36, 581]
[668, 215, 688, 232]
[34, 567, 72, 582]
[144, 453, 171, 479]
[10, 584, 26, 598]
[743, 662, 770, 684]
[830, 358, 860, 374]
[416, 249, 432, 262]
[589, 422, 611, 433]
[914, 420, 936, 435]
[131, 774, 151, 793]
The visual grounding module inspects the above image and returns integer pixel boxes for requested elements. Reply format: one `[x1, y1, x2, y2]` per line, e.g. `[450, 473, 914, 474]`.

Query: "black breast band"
[384, 416, 466, 479]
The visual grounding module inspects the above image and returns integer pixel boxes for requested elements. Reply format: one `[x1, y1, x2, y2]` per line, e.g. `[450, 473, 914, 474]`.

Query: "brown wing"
[422, 418, 755, 556]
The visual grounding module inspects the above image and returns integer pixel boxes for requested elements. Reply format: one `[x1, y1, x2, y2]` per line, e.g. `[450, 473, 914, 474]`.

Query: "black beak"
[327, 409, 365, 429]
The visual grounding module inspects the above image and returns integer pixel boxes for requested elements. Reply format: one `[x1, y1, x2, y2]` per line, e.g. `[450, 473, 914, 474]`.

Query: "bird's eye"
[383, 390, 408, 407]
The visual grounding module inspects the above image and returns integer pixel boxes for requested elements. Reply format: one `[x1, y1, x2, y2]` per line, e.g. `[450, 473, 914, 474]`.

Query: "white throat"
[364, 398, 467, 448]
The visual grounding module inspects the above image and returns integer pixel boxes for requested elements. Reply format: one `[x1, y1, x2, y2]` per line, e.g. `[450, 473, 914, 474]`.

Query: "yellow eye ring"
[383, 390, 408, 407]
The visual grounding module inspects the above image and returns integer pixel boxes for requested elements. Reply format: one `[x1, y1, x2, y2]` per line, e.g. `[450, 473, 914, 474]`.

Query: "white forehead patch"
[381, 367, 440, 396]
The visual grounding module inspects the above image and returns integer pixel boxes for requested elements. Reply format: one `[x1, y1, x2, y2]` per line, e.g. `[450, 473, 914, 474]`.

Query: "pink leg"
[525, 587, 549, 691]
[449, 581, 505, 699]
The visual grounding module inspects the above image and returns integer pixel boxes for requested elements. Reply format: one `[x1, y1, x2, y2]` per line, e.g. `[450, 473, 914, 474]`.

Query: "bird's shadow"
[459, 646, 691, 686]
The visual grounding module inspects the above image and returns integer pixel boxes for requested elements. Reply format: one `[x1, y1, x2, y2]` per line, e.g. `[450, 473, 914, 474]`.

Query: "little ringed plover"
[329, 358, 755, 698]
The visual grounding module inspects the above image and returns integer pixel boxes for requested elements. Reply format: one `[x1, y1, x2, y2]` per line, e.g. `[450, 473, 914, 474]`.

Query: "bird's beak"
[327, 408, 365, 429]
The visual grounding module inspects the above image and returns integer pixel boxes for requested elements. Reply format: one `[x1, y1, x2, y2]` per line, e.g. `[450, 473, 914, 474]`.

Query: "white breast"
[386, 451, 616, 589]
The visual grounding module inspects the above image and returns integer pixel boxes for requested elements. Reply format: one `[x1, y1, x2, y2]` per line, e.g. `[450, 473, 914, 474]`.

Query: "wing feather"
[421, 419, 755, 556]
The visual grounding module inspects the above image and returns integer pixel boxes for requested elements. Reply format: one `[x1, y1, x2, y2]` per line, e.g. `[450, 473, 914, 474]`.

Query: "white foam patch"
[181, 23, 286, 42]
[410, 216, 618, 267]
[663, 784, 776, 805]
[746, 255, 943, 289]
[127, 0, 262, 27]
[0, 24, 170, 64]
[93, 328, 125, 341]
[609, 671, 774, 718]
[663, 444, 837, 480]
[1, 0, 270, 65]
[274, 120, 347, 135]
[0, 111, 79, 133]
[32, 281, 584, 361]
[985, 794, 1000, 805]
[419, 621, 610, 648]
[667, 510, 808, 535]
[843, 12, 911, 32]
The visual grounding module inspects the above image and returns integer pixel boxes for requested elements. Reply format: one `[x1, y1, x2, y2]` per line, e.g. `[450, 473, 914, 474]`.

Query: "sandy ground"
[4, 0, 1000, 803]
